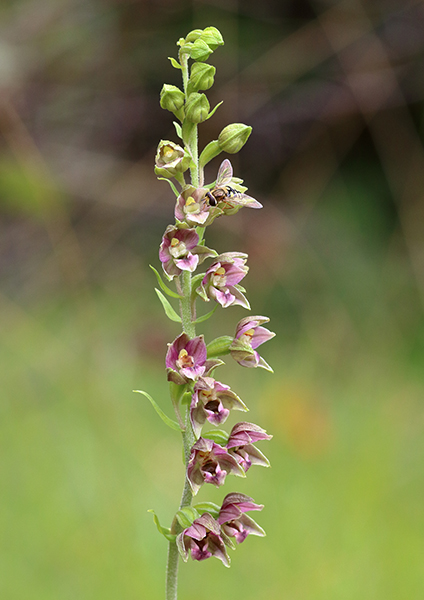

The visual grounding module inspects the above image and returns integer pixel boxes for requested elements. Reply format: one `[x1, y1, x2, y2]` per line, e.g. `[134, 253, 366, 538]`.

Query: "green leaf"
[206, 335, 233, 358]
[133, 390, 181, 431]
[150, 265, 182, 299]
[176, 507, 200, 529]
[148, 510, 177, 542]
[157, 177, 180, 198]
[194, 304, 218, 324]
[202, 429, 230, 445]
[206, 100, 223, 120]
[168, 56, 182, 69]
[193, 502, 220, 519]
[155, 288, 182, 323]
[173, 121, 183, 139]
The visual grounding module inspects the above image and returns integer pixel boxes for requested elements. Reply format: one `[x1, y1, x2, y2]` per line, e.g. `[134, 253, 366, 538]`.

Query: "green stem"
[166, 47, 200, 600]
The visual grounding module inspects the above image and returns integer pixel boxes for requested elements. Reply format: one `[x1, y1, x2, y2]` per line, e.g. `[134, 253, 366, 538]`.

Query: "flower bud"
[185, 92, 210, 123]
[185, 29, 203, 43]
[155, 140, 190, 174]
[190, 39, 213, 62]
[218, 123, 252, 154]
[200, 26, 224, 51]
[160, 84, 185, 113]
[188, 63, 216, 94]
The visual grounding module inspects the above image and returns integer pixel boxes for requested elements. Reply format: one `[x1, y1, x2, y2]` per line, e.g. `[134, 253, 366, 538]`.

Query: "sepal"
[185, 92, 210, 123]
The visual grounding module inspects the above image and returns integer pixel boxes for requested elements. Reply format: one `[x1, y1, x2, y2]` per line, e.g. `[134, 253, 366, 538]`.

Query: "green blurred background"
[1, 0, 424, 598]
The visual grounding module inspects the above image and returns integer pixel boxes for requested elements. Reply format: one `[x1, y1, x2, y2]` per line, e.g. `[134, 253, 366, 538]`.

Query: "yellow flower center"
[177, 349, 194, 369]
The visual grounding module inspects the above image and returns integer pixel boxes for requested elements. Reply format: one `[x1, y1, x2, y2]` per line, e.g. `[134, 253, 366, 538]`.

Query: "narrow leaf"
[194, 304, 218, 324]
[206, 100, 223, 120]
[148, 509, 177, 542]
[157, 177, 180, 198]
[150, 265, 182, 299]
[191, 272, 205, 290]
[155, 288, 182, 323]
[133, 390, 181, 431]
[168, 57, 182, 69]
[173, 121, 183, 139]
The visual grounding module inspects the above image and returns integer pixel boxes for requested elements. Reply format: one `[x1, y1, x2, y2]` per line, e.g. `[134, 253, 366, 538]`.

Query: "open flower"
[176, 513, 230, 566]
[190, 376, 247, 437]
[159, 224, 216, 279]
[155, 140, 190, 174]
[230, 316, 275, 371]
[187, 437, 245, 495]
[218, 493, 265, 544]
[226, 422, 272, 472]
[166, 333, 205, 384]
[175, 186, 222, 227]
[196, 252, 249, 308]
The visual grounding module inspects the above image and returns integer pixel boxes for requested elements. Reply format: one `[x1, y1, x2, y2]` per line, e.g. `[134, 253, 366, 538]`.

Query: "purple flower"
[218, 493, 265, 544]
[166, 333, 208, 384]
[230, 316, 275, 371]
[176, 513, 230, 566]
[187, 437, 245, 495]
[196, 252, 249, 308]
[190, 376, 248, 437]
[159, 224, 216, 280]
[175, 186, 222, 227]
[226, 422, 272, 472]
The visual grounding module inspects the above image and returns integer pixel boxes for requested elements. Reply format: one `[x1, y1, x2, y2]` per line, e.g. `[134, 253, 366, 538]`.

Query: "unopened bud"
[188, 63, 216, 94]
[160, 84, 185, 113]
[185, 29, 203, 43]
[190, 39, 213, 62]
[218, 123, 252, 154]
[185, 92, 210, 123]
[200, 27, 224, 51]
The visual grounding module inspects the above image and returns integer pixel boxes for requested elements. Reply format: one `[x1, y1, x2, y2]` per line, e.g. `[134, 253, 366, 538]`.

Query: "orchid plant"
[136, 27, 275, 600]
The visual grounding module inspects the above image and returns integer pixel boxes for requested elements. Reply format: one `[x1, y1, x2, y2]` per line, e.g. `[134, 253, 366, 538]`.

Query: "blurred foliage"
[1, 0, 424, 599]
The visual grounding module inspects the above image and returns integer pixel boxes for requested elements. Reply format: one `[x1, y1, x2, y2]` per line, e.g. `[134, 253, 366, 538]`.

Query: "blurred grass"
[1, 238, 424, 599]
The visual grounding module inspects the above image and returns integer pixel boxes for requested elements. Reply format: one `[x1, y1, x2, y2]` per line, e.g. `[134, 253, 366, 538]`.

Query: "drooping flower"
[159, 224, 216, 279]
[218, 493, 265, 544]
[230, 315, 275, 371]
[187, 437, 245, 495]
[175, 186, 221, 227]
[190, 376, 247, 437]
[176, 512, 230, 566]
[226, 422, 272, 472]
[196, 252, 249, 308]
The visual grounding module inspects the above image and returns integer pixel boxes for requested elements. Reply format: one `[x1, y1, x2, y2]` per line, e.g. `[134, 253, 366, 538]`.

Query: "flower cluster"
[142, 26, 274, 594]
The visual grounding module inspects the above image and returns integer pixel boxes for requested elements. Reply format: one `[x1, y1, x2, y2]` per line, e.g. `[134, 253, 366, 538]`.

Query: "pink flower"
[218, 493, 265, 544]
[230, 315, 275, 371]
[190, 376, 247, 437]
[187, 437, 245, 495]
[159, 224, 216, 279]
[176, 513, 230, 566]
[175, 186, 222, 227]
[196, 252, 249, 308]
[226, 422, 272, 472]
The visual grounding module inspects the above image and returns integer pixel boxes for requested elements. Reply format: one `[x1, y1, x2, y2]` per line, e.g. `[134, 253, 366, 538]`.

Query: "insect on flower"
[204, 159, 262, 211]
